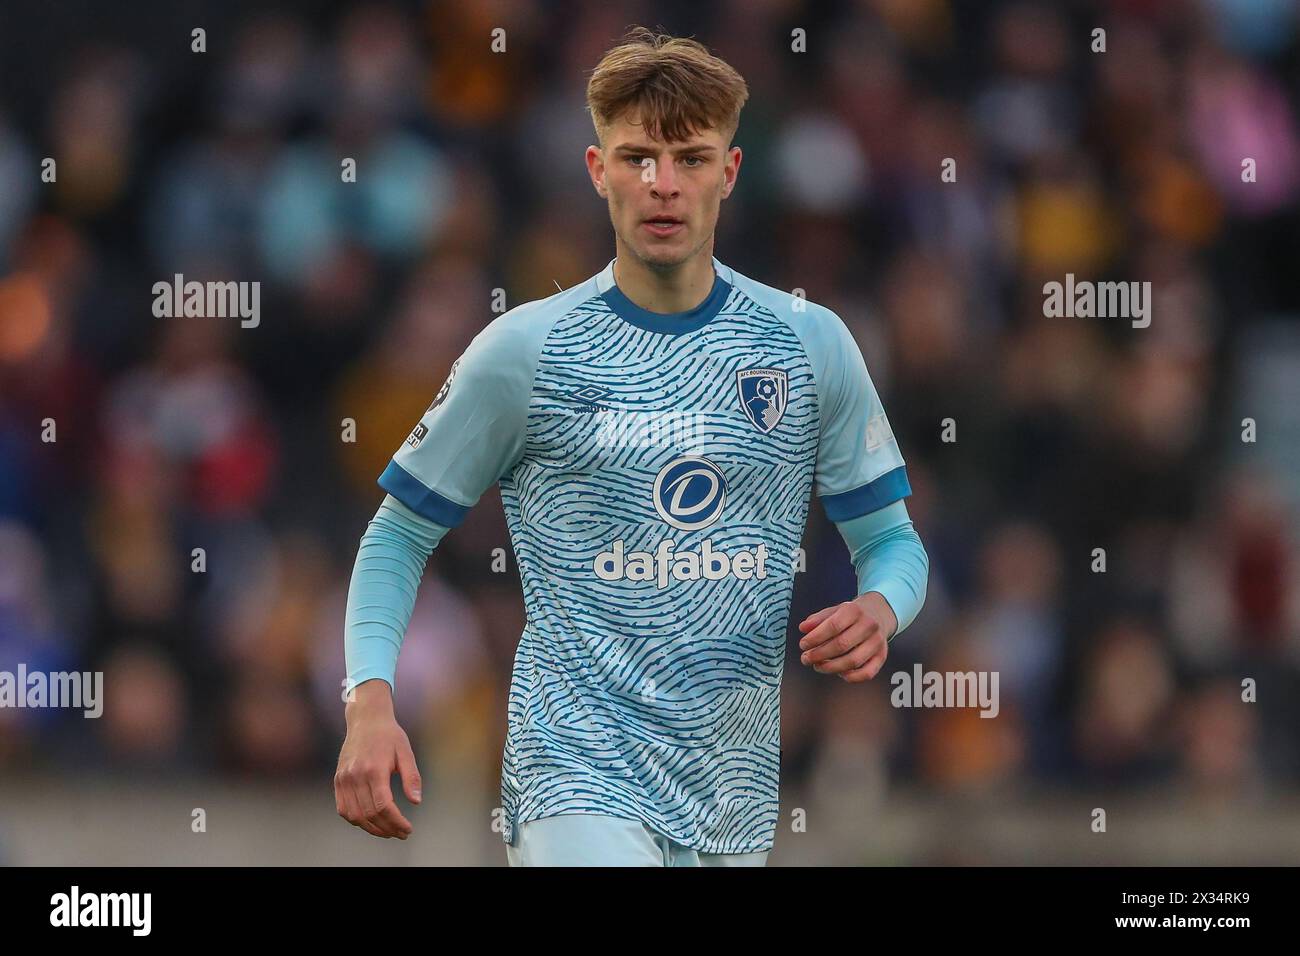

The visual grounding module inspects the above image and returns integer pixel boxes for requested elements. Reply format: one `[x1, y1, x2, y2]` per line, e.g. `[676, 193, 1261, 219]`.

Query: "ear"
[585, 144, 607, 198]
[721, 145, 742, 199]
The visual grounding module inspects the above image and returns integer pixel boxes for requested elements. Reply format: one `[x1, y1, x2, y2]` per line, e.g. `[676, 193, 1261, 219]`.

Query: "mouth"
[642, 216, 684, 237]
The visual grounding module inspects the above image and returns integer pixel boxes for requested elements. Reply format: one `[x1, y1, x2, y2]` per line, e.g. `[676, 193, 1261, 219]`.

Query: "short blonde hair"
[586, 26, 749, 147]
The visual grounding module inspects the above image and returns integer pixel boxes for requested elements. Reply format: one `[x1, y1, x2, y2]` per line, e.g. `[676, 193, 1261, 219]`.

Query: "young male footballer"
[335, 27, 928, 866]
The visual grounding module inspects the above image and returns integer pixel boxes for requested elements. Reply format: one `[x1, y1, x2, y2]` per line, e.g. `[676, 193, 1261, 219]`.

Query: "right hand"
[334, 679, 423, 839]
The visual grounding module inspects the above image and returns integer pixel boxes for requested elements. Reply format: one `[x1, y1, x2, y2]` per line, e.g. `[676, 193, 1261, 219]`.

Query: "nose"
[649, 156, 679, 198]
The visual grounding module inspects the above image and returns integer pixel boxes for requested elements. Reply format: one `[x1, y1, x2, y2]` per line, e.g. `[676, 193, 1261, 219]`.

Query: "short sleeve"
[810, 307, 911, 521]
[378, 315, 536, 528]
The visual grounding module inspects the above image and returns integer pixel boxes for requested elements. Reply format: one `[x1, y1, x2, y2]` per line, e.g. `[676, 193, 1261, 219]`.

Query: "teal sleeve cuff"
[833, 499, 929, 640]
[343, 494, 452, 695]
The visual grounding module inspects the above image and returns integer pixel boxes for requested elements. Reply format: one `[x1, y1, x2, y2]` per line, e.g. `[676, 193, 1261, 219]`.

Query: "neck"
[611, 243, 716, 314]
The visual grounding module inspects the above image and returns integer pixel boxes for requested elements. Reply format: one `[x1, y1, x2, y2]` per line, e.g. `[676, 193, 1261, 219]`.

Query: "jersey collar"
[596, 256, 733, 335]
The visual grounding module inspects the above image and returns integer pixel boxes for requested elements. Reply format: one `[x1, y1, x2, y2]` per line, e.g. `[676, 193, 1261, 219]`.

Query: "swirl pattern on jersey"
[497, 283, 820, 854]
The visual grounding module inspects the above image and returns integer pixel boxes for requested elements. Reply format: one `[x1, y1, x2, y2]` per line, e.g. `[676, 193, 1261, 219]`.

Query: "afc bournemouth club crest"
[736, 368, 788, 434]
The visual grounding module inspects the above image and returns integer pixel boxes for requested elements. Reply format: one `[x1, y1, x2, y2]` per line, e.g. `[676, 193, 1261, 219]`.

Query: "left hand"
[796, 592, 897, 682]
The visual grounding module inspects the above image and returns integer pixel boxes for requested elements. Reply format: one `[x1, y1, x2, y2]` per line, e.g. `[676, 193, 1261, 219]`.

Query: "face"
[586, 109, 741, 273]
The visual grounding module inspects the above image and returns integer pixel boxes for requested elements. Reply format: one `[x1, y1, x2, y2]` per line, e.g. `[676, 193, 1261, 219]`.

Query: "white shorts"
[506, 813, 770, 867]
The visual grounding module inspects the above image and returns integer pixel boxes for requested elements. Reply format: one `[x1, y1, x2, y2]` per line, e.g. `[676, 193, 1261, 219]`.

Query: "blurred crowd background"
[1, 0, 1299, 865]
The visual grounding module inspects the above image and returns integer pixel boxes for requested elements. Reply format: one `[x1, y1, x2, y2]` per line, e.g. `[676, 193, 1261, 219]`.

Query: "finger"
[335, 775, 351, 816]
[841, 639, 890, 682]
[342, 778, 389, 837]
[803, 613, 875, 664]
[365, 775, 413, 839]
[798, 605, 838, 632]
[395, 740, 423, 806]
[337, 771, 368, 826]
[809, 616, 881, 667]
[799, 603, 854, 652]
[364, 780, 408, 837]
[803, 618, 868, 665]
[817, 630, 886, 674]
[350, 779, 381, 831]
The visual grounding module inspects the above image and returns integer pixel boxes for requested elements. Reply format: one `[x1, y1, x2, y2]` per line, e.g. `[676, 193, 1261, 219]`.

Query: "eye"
[682, 155, 703, 167]
[627, 156, 650, 167]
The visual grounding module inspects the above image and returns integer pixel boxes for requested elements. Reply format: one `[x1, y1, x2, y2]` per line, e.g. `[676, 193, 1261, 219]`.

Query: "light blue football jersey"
[378, 256, 911, 853]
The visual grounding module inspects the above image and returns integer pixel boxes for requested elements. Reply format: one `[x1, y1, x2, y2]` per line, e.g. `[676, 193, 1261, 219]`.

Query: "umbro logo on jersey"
[737, 368, 788, 433]
[569, 384, 612, 411]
